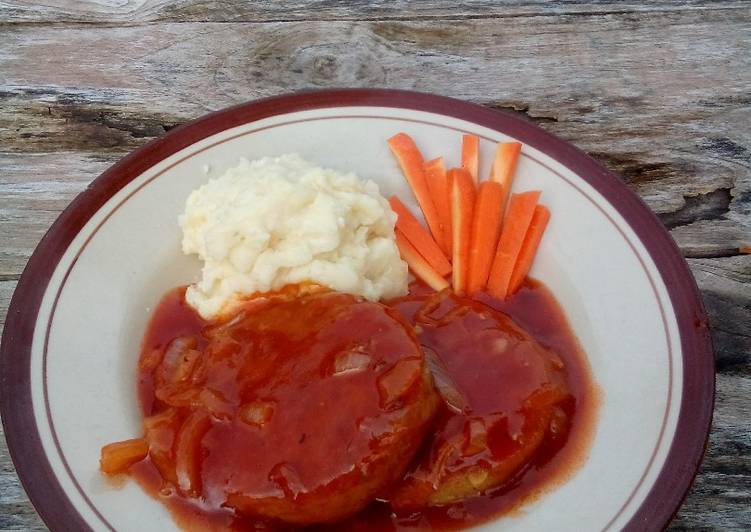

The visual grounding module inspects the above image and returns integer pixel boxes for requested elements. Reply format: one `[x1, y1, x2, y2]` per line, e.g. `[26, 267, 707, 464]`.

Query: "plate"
[0, 89, 714, 531]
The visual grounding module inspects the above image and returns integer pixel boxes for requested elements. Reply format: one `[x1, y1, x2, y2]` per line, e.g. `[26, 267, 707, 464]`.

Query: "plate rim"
[0, 88, 715, 532]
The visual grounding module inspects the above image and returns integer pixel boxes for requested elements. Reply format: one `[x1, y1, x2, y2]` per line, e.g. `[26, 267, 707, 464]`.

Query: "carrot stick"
[387, 133, 445, 246]
[395, 230, 450, 292]
[508, 205, 550, 295]
[467, 181, 504, 294]
[487, 191, 541, 300]
[424, 157, 452, 254]
[449, 168, 476, 295]
[100, 438, 149, 475]
[461, 134, 480, 183]
[389, 196, 452, 277]
[489, 142, 522, 215]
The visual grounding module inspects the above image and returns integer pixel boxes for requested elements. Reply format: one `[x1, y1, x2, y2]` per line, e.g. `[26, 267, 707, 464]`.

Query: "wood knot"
[295, 43, 386, 86]
[312, 55, 339, 81]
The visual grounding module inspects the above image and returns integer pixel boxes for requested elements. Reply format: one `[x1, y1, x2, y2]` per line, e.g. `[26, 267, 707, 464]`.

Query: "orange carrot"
[389, 196, 452, 277]
[424, 157, 452, 254]
[395, 230, 450, 292]
[467, 181, 504, 294]
[387, 133, 445, 246]
[100, 438, 149, 475]
[461, 134, 480, 183]
[487, 191, 541, 300]
[508, 205, 550, 295]
[489, 142, 522, 214]
[449, 168, 476, 295]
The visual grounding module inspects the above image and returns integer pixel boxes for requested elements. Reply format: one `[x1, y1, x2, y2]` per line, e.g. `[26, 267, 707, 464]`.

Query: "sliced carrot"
[489, 142, 522, 213]
[461, 134, 480, 183]
[100, 438, 149, 475]
[389, 196, 451, 277]
[395, 230, 450, 292]
[387, 133, 445, 246]
[508, 205, 551, 295]
[424, 157, 452, 254]
[449, 168, 476, 295]
[467, 181, 504, 294]
[487, 191, 541, 300]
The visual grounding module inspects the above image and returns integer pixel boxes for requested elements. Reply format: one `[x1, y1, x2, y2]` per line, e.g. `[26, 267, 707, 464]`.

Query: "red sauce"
[125, 281, 597, 531]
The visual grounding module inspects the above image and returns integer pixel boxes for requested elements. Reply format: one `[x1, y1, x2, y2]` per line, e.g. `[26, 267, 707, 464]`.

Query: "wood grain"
[1, 0, 747, 23]
[0, 0, 749, 530]
[0, 153, 110, 277]
[689, 256, 751, 371]
[670, 372, 751, 531]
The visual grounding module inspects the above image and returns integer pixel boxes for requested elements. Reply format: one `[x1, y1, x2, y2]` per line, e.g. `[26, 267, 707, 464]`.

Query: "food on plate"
[136, 288, 439, 525]
[508, 205, 551, 294]
[101, 136, 597, 531]
[449, 167, 476, 295]
[388, 133, 446, 250]
[489, 141, 522, 195]
[423, 157, 452, 253]
[180, 154, 407, 319]
[394, 231, 450, 292]
[388, 290, 568, 507]
[487, 190, 542, 299]
[467, 180, 504, 294]
[460, 134, 480, 183]
[389, 195, 451, 277]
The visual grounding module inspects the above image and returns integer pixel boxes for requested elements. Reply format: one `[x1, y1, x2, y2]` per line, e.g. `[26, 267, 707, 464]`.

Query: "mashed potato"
[180, 154, 408, 319]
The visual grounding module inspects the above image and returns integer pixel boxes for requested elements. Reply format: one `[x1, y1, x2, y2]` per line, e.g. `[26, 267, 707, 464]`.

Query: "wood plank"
[688, 255, 751, 370]
[0, 4, 749, 530]
[0, 406, 46, 530]
[0, 153, 108, 277]
[0, 361, 46, 530]
[672, 221, 751, 259]
[1, 282, 42, 532]
[0, 281, 18, 330]
[670, 372, 751, 530]
[1, 8, 749, 260]
[0, 0, 746, 24]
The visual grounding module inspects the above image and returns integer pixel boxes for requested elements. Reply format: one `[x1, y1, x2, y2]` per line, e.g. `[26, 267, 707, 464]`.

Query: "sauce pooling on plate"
[123, 281, 596, 531]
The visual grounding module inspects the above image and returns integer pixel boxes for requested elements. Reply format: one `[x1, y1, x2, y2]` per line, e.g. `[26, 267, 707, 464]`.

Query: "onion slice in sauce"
[424, 346, 470, 415]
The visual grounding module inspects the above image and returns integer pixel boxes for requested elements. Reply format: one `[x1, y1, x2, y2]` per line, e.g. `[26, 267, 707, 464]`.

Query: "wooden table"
[1, 1, 749, 530]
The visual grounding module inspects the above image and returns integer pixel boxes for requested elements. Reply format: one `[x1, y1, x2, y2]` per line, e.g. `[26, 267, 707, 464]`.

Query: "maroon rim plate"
[0, 89, 714, 531]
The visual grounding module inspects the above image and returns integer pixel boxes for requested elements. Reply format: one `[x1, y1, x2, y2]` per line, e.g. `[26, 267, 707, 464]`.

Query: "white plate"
[0, 90, 714, 532]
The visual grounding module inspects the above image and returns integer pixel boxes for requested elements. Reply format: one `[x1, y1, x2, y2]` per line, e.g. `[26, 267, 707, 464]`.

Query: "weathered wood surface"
[0, 1, 749, 530]
[1, 0, 748, 23]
